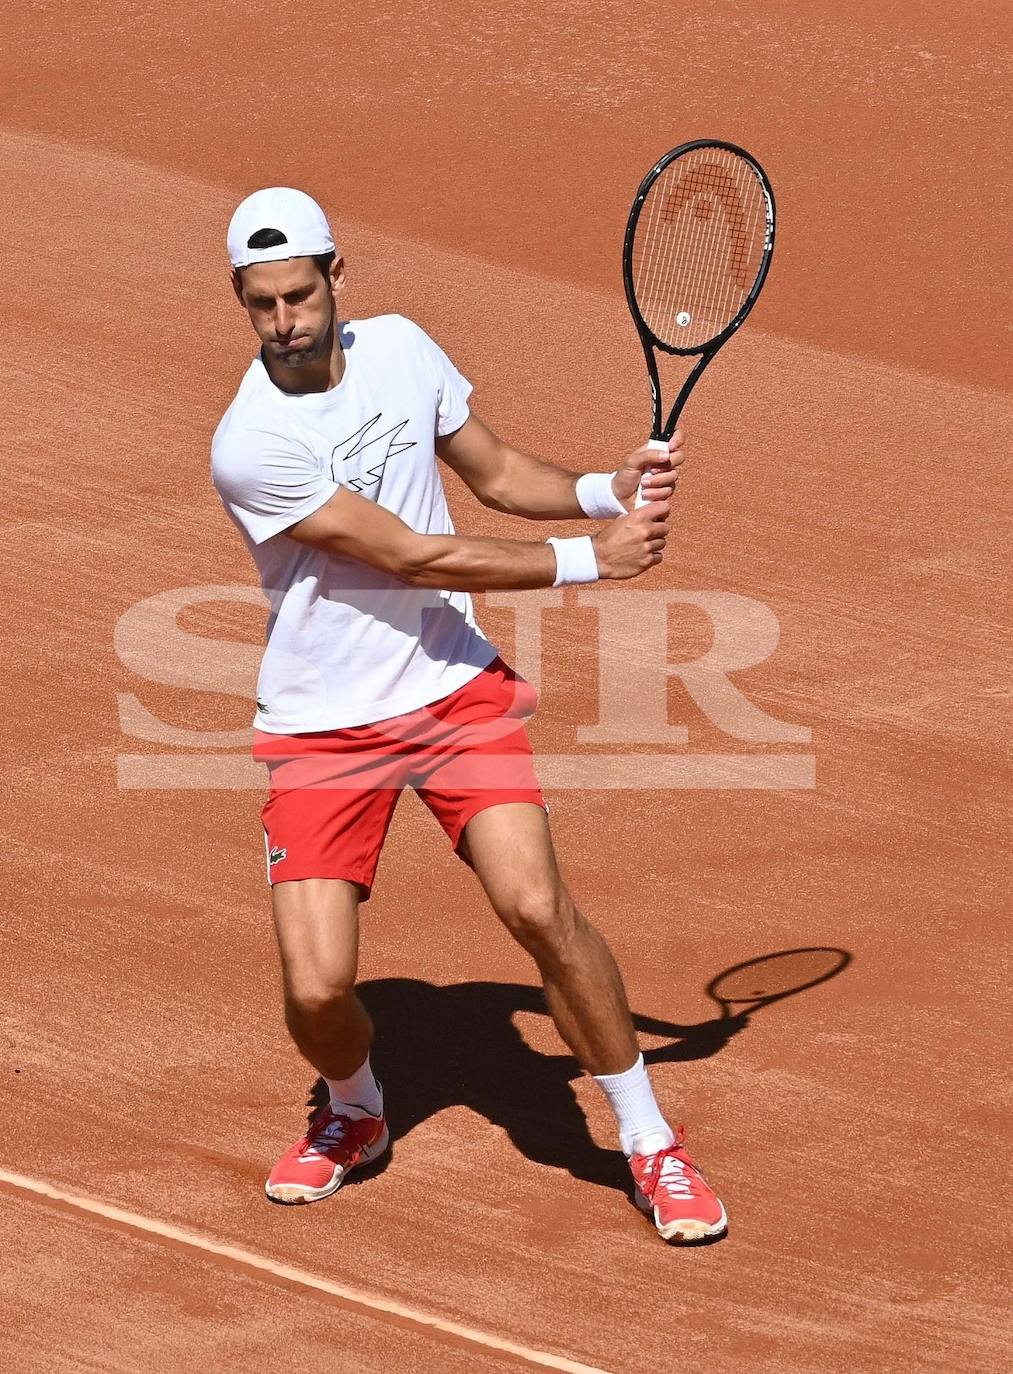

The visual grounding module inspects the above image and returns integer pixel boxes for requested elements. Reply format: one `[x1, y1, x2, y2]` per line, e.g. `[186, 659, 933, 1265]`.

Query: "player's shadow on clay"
[307, 948, 851, 1194]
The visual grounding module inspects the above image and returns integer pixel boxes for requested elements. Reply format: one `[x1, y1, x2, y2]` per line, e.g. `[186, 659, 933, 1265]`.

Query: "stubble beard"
[272, 310, 334, 369]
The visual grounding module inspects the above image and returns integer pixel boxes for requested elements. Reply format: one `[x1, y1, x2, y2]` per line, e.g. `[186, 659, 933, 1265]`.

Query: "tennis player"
[211, 187, 727, 1243]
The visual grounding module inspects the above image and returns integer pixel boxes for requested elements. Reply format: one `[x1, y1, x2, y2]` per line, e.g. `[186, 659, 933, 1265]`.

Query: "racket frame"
[622, 138, 776, 442]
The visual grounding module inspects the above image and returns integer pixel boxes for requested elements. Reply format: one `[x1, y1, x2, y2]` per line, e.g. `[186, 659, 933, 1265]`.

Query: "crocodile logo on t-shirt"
[330, 414, 416, 499]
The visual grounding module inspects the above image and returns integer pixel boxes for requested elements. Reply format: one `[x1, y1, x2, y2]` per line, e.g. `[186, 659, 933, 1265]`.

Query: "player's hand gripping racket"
[623, 140, 775, 505]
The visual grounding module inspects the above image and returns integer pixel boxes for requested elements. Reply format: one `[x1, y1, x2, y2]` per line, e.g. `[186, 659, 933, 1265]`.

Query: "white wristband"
[546, 536, 600, 587]
[575, 471, 627, 520]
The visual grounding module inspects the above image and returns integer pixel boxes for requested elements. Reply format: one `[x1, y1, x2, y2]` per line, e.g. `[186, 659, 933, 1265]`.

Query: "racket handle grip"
[634, 438, 671, 509]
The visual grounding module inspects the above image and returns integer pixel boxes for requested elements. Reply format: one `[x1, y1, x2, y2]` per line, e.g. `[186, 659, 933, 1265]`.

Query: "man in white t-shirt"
[212, 187, 727, 1243]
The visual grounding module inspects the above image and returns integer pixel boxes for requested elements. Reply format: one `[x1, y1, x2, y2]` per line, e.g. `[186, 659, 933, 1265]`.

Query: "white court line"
[0, 1168, 610, 1374]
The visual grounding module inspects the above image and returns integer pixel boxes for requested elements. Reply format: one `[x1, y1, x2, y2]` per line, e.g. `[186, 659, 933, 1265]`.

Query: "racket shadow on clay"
[640, 946, 852, 1066]
[304, 948, 851, 1195]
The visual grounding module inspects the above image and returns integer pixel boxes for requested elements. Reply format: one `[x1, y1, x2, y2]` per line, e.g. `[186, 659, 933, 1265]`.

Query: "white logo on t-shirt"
[331, 414, 416, 499]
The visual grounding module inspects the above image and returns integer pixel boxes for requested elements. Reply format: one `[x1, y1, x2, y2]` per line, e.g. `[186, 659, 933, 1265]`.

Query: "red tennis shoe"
[265, 1106, 389, 1205]
[629, 1127, 728, 1243]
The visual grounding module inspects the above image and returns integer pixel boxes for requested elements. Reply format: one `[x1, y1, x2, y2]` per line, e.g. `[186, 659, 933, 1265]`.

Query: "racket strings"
[641, 153, 754, 339]
[632, 146, 770, 349]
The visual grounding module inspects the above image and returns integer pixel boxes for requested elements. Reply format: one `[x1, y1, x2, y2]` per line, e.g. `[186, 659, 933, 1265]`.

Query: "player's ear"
[230, 269, 245, 306]
[329, 255, 346, 303]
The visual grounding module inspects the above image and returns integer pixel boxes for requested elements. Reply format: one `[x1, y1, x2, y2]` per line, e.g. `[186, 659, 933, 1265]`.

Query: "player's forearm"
[482, 448, 586, 520]
[287, 485, 610, 590]
[399, 532, 558, 590]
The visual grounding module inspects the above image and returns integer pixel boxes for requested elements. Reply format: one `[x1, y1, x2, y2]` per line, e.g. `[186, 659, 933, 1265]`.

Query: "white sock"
[593, 1054, 675, 1157]
[324, 1055, 383, 1120]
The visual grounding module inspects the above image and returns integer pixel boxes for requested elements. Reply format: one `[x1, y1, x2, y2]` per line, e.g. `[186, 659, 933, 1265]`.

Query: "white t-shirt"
[211, 314, 497, 733]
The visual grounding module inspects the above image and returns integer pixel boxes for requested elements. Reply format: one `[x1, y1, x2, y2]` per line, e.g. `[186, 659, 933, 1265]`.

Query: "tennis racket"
[622, 140, 776, 505]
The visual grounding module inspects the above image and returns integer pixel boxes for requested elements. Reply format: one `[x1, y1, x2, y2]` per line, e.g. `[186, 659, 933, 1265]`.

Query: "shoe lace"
[654, 1149, 695, 1200]
[298, 1111, 349, 1163]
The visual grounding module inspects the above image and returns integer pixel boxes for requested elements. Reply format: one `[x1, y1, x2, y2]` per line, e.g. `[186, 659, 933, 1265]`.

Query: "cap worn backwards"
[227, 187, 336, 268]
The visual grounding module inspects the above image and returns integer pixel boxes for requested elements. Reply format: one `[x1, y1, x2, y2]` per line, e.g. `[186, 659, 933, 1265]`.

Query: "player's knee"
[499, 885, 577, 961]
[284, 967, 358, 1023]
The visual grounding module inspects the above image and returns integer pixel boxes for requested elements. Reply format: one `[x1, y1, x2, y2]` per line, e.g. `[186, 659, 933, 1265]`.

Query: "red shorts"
[253, 657, 545, 895]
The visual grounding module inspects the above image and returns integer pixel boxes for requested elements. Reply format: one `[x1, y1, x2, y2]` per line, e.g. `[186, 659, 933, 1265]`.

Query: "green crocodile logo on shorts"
[269, 846, 287, 865]
[257, 697, 270, 714]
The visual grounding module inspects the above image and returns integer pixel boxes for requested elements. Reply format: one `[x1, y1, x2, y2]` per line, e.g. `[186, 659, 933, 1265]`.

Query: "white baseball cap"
[227, 187, 336, 268]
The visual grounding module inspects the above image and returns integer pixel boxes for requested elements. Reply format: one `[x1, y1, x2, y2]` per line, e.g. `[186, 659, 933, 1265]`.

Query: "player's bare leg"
[265, 877, 388, 1204]
[271, 877, 373, 1079]
[461, 802, 727, 1241]
[459, 803, 637, 1074]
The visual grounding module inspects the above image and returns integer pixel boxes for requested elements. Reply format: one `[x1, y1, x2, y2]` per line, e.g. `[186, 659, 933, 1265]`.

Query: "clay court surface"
[2, 2, 1010, 1370]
